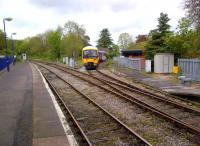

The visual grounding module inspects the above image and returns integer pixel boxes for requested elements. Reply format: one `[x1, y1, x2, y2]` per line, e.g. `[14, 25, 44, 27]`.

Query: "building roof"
[121, 50, 143, 57]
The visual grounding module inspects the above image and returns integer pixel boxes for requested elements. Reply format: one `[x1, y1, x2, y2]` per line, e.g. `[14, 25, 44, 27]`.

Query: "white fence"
[178, 59, 200, 81]
[63, 57, 76, 68]
[113, 57, 143, 70]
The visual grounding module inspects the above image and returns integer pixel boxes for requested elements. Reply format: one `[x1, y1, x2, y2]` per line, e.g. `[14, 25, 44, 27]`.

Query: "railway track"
[39, 62, 200, 138]
[95, 70, 200, 107]
[37, 64, 151, 146]
[89, 70, 200, 127]
[90, 70, 200, 133]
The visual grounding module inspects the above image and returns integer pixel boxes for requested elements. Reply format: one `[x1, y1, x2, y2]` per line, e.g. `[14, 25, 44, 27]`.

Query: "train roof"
[82, 46, 98, 51]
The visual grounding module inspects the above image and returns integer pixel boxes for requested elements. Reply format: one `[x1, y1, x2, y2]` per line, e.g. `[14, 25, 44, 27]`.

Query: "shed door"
[163, 56, 169, 73]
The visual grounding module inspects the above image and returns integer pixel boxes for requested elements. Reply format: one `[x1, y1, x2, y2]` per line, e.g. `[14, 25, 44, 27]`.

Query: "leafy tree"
[64, 21, 85, 37]
[145, 12, 171, 60]
[184, 0, 200, 28]
[47, 26, 62, 60]
[62, 21, 88, 58]
[127, 42, 147, 51]
[106, 44, 120, 59]
[14, 21, 89, 61]
[17, 33, 50, 59]
[127, 34, 148, 50]
[165, 18, 200, 58]
[96, 28, 113, 48]
[136, 35, 148, 43]
[61, 33, 85, 58]
[64, 21, 89, 46]
[16, 38, 30, 54]
[0, 29, 5, 53]
[118, 32, 132, 50]
[15, 40, 25, 54]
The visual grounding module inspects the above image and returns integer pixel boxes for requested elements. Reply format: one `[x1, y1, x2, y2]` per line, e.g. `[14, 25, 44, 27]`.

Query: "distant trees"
[127, 34, 148, 50]
[136, 35, 148, 43]
[184, 0, 200, 28]
[15, 21, 88, 60]
[61, 33, 85, 58]
[165, 18, 200, 58]
[96, 28, 113, 48]
[145, 12, 171, 59]
[63, 20, 89, 45]
[96, 28, 120, 59]
[0, 30, 5, 52]
[62, 21, 87, 58]
[4, 1, 200, 62]
[118, 32, 132, 50]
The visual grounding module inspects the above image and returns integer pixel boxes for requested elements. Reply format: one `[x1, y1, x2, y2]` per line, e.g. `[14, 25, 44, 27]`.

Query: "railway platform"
[0, 62, 69, 146]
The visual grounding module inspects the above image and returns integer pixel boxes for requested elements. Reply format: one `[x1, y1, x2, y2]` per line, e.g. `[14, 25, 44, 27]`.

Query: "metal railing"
[0, 56, 14, 71]
[178, 59, 200, 81]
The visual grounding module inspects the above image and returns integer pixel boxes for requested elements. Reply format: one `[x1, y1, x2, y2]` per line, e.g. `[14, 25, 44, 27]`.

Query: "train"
[82, 46, 99, 70]
[98, 50, 107, 62]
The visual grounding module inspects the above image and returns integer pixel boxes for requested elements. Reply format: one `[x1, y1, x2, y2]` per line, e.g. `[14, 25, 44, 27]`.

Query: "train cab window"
[83, 50, 98, 58]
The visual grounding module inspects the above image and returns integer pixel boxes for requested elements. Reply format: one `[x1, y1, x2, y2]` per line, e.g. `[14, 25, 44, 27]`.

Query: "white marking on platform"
[34, 64, 79, 146]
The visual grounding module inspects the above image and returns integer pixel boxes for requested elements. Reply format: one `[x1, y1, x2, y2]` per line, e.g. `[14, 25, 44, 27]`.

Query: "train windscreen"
[83, 50, 98, 58]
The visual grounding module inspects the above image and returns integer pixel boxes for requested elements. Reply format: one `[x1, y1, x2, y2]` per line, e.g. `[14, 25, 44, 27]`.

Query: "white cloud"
[0, 0, 185, 45]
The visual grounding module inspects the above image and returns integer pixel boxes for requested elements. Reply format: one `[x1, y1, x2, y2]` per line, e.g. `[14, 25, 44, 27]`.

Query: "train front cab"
[82, 47, 99, 70]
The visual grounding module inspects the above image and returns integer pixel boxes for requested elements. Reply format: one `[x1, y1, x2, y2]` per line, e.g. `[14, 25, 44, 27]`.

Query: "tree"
[61, 33, 85, 58]
[106, 44, 120, 59]
[63, 21, 89, 46]
[136, 35, 148, 43]
[62, 21, 88, 58]
[184, 0, 200, 28]
[96, 28, 113, 48]
[64, 21, 85, 37]
[0, 29, 5, 54]
[165, 18, 200, 58]
[118, 33, 132, 50]
[145, 12, 171, 59]
[127, 34, 148, 50]
[47, 26, 62, 59]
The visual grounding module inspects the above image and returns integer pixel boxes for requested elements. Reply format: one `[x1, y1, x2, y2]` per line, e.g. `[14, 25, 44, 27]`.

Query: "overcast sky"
[0, 0, 185, 45]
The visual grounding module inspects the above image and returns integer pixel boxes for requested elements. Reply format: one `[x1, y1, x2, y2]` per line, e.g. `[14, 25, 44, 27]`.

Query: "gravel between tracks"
[39, 65, 197, 146]
[40, 67, 145, 146]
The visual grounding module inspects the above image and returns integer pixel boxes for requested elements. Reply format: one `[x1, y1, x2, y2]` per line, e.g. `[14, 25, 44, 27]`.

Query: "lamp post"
[11, 32, 16, 56]
[3, 17, 13, 56]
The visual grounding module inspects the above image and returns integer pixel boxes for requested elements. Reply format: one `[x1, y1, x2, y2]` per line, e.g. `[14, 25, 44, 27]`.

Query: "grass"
[102, 59, 114, 70]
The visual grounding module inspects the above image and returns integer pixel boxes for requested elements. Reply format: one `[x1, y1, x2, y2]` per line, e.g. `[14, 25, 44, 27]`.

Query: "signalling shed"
[154, 53, 174, 73]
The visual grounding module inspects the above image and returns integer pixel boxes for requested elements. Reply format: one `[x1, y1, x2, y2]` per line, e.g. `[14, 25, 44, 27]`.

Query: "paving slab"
[0, 62, 33, 146]
[30, 63, 69, 146]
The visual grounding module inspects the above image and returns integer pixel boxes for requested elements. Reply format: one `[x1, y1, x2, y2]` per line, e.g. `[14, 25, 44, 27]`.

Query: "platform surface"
[0, 62, 69, 146]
